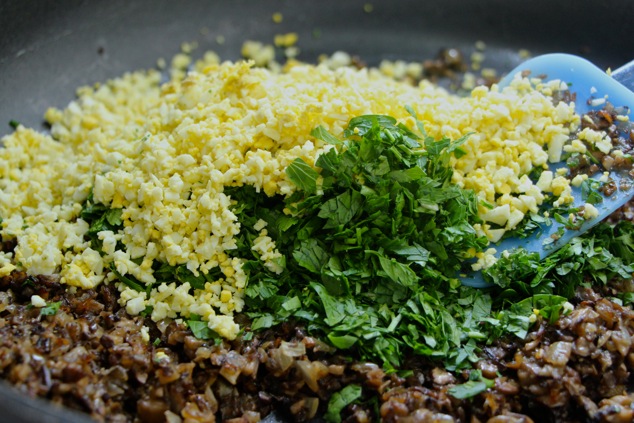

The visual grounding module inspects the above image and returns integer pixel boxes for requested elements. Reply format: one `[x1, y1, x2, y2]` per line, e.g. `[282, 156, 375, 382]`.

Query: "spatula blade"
[462, 54, 634, 288]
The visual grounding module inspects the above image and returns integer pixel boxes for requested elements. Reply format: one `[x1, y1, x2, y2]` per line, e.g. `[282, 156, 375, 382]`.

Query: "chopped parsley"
[40, 301, 62, 316]
[186, 314, 221, 343]
[324, 384, 363, 423]
[228, 112, 634, 372]
[484, 222, 634, 300]
[581, 178, 604, 205]
[81, 193, 223, 293]
[448, 370, 494, 399]
[80, 190, 124, 253]
[231, 113, 494, 369]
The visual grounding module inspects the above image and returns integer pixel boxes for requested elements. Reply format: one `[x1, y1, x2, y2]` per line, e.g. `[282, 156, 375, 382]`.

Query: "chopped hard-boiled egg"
[583, 203, 600, 220]
[30, 294, 47, 308]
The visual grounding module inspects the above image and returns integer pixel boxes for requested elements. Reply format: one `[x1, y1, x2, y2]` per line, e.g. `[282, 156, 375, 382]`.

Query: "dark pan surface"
[1, 0, 634, 421]
[3, 0, 634, 134]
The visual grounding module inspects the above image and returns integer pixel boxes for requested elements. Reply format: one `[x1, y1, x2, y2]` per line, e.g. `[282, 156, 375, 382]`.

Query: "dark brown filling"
[1, 260, 633, 422]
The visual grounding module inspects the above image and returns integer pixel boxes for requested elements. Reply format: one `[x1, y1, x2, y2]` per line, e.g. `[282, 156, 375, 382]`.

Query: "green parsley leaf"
[109, 263, 145, 292]
[140, 305, 154, 317]
[310, 125, 342, 145]
[318, 190, 363, 229]
[448, 380, 489, 399]
[347, 114, 397, 137]
[286, 158, 319, 194]
[187, 316, 221, 342]
[293, 239, 328, 273]
[448, 369, 495, 399]
[21, 276, 36, 288]
[324, 384, 363, 423]
[373, 252, 417, 287]
[174, 265, 207, 290]
[251, 314, 275, 330]
[391, 243, 430, 268]
[581, 178, 604, 204]
[40, 301, 62, 316]
[327, 333, 358, 349]
[80, 190, 124, 253]
[311, 283, 347, 326]
[104, 208, 123, 226]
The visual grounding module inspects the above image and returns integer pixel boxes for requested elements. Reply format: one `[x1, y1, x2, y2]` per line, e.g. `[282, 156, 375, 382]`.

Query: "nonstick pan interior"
[1, 0, 634, 421]
[3, 0, 634, 134]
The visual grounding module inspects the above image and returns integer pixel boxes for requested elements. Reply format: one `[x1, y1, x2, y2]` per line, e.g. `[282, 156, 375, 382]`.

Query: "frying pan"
[2, 0, 634, 421]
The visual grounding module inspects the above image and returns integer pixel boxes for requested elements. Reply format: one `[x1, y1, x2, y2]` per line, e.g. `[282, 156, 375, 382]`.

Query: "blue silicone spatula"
[461, 54, 634, 287]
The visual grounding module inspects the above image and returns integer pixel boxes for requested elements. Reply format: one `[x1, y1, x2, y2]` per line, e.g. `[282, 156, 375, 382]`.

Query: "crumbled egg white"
[471, 248, 498, 271]
[571, 174, 589, 187]
[241, 41, 276, 67]
[30, 294, 47, 308]
[319, 51, 352, 69]
[0, 252, 16, 277]
[0, 50, 586, 338]
[583, 203, 600, 220]
[578, 127, 612, 154]
[599, 171, 611, 183]
[451, 77, 578, 241]
[140, 326, 150, 343]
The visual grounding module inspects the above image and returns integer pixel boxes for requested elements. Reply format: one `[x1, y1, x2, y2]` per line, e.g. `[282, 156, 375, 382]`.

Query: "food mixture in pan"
[1, 42, 634, 422]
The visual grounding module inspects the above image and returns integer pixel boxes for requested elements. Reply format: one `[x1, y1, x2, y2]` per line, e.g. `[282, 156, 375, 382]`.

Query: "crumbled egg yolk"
[0, 54, 584, 339]
[274, 33, 299, 48]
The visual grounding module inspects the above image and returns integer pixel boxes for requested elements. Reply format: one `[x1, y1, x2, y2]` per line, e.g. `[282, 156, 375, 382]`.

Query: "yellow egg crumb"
[274, 33, 298, 48]
[563, 138, 587, 154]
[272, 12, 283, 23]
[220, 290, 232, 303]
[0, 252, 16, 277]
